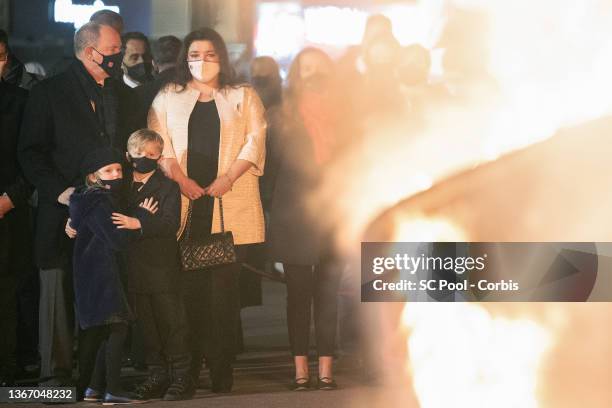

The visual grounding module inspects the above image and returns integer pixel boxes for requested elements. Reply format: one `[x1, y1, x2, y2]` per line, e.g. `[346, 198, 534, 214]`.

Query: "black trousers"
[181, 245, 257, 381]
[0, 207, 35, 381]
[284, 261, 341, 357]
[77, 322, 128, 395]
[38, 266, 75, 385]
[131, 292, 190, 377]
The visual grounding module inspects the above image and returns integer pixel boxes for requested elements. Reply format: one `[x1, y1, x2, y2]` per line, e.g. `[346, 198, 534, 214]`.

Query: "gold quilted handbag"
[179, 197, 237, 271]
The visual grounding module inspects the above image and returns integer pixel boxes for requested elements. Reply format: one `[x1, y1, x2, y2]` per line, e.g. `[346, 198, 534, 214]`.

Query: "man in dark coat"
[0, 74, 33, 386]
[18, 22, 142, 386]
[0, 29, 39, 90]
[134, 35, 181, 124]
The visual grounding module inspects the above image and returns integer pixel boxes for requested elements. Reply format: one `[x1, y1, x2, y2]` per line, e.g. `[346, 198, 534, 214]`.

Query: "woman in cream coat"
[148, 28, 266, 394]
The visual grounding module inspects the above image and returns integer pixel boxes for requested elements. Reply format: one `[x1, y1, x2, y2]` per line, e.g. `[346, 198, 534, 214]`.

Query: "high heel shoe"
[317, 377, 338, 391]
[291, 377, 311, 391]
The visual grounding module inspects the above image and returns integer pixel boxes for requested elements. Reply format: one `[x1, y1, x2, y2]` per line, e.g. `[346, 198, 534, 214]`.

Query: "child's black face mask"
[129, 155, 158, 174]
[101, 178, 123, 192]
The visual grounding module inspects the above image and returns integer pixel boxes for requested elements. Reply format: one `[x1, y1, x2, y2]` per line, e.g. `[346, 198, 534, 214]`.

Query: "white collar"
[123, 74, 140, 88]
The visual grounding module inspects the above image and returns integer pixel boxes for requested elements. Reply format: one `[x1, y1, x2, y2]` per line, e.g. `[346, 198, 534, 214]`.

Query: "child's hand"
[112, 213, 142, 230]
[65, 218, 77, 239]
[139, 197, 159, 214]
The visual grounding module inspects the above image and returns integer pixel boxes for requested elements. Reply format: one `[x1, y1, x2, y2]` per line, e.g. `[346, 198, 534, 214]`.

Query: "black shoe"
[290, 377, 311, 391]
[209, 361, 233, 393]
[102, 391, 147, 405]
[317, 377, 338, 391]
[83, 387, 103, 402]
[163, 377, 194, 401]
[133, 374, 169, 399]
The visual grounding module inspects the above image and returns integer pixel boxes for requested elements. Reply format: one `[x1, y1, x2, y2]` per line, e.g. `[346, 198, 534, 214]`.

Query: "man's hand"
[111, 213, 142, 230]
[65, 218, 77, 239]
[179, 178, 206, 200]
[58, 187, 75, 206]
[0, 194, 15, 218]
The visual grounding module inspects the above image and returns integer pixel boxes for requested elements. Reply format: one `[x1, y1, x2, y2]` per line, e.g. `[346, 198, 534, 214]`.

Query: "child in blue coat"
[69, 147, 155, 404]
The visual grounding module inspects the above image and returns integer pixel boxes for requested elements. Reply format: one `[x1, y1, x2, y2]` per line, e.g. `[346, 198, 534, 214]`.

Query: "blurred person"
[18, 22, 141, 388]
[136, 35, 182, 122]
[0, 63, 33, 387]
[360, 32, 402, 113]
[266, 47, 343, 391]
[338, 14, 394, 79]
[0, 29, 39, 90]
[68, 147, 151, 404]
[250, 56, 282, 111]
[396, 44, 450, 118]
[90, 9, 124, 34]
[234, 55, 286, 309]
[121, 32, 154, 88]
[148, 27, 266, 394]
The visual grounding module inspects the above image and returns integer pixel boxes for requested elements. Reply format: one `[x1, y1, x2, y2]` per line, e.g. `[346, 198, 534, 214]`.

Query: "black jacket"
[265, 111, 327, 266]
[134, 67, 177, 125]
[125, 170, 181, 294]
[0, 80, 34, 277]
[18, 61, 142, 269]
[69, 188, 146, 329]
[1, 80, 31, 208]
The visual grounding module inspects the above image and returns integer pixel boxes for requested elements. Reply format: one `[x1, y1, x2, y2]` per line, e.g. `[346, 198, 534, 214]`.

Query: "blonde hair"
[84, 173, 105, 190]
[127, 129, 164, 155]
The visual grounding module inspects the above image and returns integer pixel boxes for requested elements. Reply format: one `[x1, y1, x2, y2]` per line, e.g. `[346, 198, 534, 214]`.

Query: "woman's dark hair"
[174, 27, 238, 91]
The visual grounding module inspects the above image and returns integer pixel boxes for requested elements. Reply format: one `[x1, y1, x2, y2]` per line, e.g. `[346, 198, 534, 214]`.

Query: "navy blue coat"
[69, 188, 147, 329]
[125, 170, 181, 294]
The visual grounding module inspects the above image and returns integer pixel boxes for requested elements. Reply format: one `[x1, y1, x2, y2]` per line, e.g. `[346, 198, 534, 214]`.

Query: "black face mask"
[129, 155, 158, 174]
[93, 48, 124, 79]
[252, 76, 272, 88]
[125, 62, 153, 84]
[101, 178, 124, 192]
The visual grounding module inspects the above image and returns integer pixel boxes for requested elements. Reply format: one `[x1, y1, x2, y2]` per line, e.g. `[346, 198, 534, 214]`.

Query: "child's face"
[95, 163, 123, 181]
[128, 141, 162, 160]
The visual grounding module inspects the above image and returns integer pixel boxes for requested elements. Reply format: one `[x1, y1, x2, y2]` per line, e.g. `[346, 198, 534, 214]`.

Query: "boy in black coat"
[121, 129, 192, 401]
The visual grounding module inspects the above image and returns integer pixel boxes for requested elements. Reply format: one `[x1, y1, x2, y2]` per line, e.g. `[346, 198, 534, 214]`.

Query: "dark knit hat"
[80, 147, 124, 176]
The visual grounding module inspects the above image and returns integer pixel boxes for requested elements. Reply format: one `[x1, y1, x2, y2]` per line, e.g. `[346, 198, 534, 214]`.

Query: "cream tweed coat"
[148, 83, 266, 244]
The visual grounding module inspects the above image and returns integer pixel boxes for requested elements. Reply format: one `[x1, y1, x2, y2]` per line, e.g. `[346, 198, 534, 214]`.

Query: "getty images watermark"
[361, 242, 612, 302]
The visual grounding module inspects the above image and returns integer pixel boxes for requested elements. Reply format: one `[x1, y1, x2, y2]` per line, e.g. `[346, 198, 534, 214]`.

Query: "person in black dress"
[148, 28, 267, 394]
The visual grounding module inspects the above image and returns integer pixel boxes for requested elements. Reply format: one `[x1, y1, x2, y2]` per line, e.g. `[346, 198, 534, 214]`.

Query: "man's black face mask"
[125, 62, 154, 84]
[93, 48, 123, 79]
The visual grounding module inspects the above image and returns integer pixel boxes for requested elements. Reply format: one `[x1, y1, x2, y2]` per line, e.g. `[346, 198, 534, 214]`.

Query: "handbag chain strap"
[184, 196, 225, 241]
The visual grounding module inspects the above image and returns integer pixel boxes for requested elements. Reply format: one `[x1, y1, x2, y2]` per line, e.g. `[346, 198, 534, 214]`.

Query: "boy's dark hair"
[153, 35, 182, 65]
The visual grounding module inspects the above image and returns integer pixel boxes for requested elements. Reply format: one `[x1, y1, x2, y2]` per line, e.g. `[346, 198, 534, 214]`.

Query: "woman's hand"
[139, 197, 159, 214]
[206, 174, 233, 197]
[65, 218, 77, 239]
[179, 177, 207, 200]
[111, 213, 142, 230]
